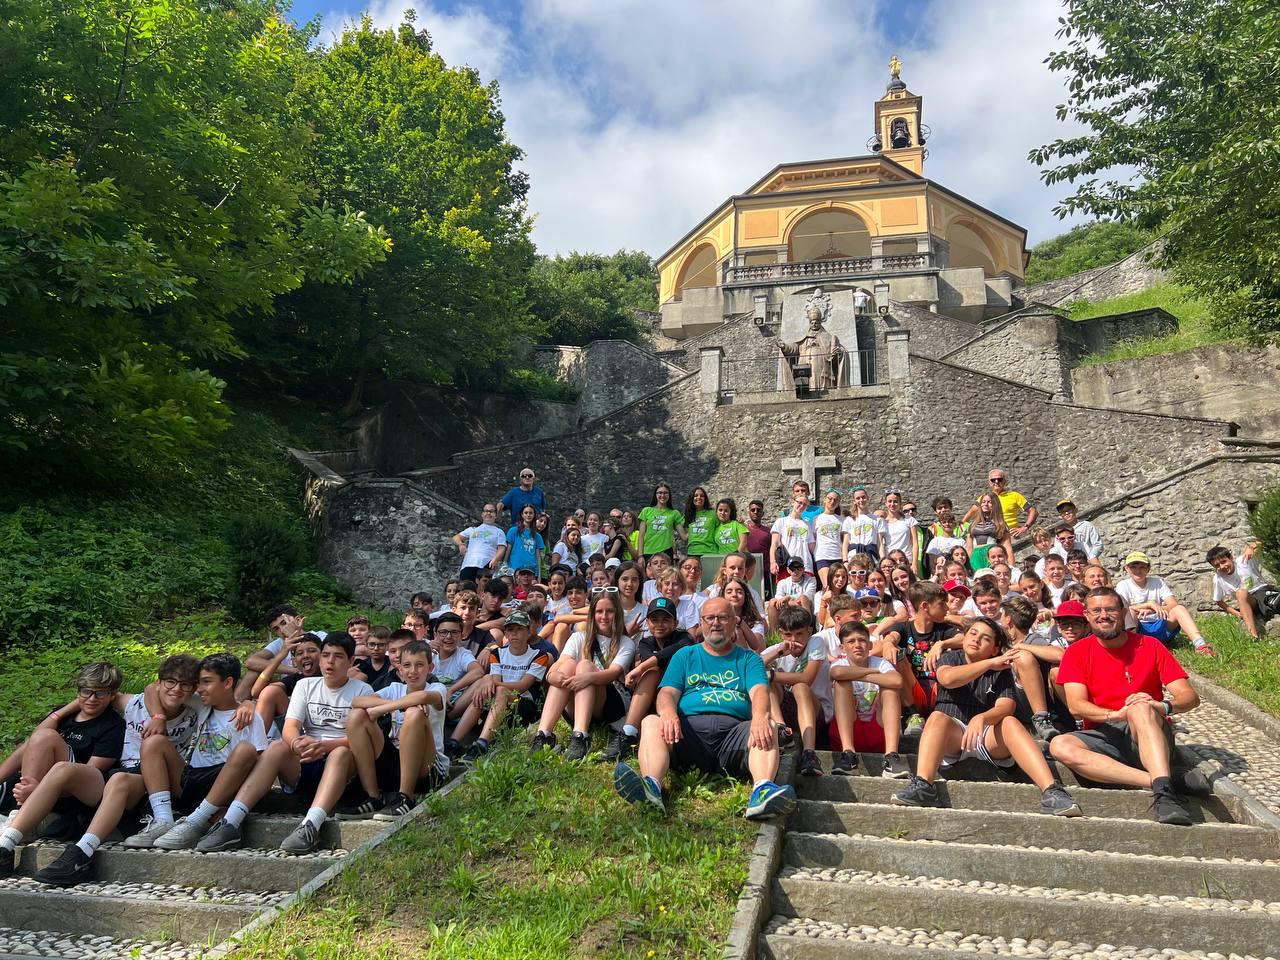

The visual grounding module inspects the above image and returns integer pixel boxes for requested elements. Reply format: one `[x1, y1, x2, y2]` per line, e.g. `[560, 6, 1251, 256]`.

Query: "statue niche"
[890, 117, 912, 149]
[780, 292, 844, 392]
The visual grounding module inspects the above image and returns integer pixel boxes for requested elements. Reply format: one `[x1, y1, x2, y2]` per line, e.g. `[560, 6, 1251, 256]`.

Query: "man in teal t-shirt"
[612, 598, 796, 820]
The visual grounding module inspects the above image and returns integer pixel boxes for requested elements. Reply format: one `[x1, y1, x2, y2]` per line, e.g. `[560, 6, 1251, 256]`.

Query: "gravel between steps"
[763, 917, 1279, 960]
[781, 866, 1280, 914]
[0, 875, 288, 907]
[0, 927, 203, 959]
[1176, 702, 1280, 816]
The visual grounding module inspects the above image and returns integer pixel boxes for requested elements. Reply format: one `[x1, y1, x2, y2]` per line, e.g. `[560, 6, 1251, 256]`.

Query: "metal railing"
[723, 252, 933, 285]
[718, 348, 883, 397]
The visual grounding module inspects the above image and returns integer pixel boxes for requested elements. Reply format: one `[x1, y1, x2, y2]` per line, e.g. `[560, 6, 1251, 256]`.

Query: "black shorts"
[670, 713, 754, 781]
[599, 684, 627, 725]
[179, 763, 225, 810]
[375, 743, 450, 792]
[282, 758, 328, 797]
[1061, 719, 1175, 770]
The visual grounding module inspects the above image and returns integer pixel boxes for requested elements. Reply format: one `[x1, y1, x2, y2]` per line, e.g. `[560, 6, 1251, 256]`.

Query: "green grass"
[1176, 616, 1280, 720]
[1067, 283, 1238, 365]
[233, 729, 756, 960]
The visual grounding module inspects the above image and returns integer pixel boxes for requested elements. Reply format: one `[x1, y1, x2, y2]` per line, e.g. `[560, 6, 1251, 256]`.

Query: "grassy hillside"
[1025, 221, 1155, 285]
[1067, 283, 1238, 365]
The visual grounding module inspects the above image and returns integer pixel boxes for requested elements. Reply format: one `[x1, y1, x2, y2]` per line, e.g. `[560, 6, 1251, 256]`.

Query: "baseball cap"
[942, 577, 971, 598]
[515, 565, 535, 575]
[972, 567, 996, 579]
[786, 557, 806, 569]
[503, 610, 531, 627]
[1054, 600, 1087, 620]
[604, 557, 621, 570]
[1056, 499, 1077, 511]
[648, 596, 677, 619]
[1123, 551, 1151, 567]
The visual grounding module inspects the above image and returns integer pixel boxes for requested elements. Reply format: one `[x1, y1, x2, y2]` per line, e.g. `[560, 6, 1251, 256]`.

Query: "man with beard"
[612, 597, 796, 820]
[1049, 587, 1208, 826]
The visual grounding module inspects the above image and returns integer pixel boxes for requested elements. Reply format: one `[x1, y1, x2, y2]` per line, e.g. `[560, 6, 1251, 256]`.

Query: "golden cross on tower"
[889, 55, 902, 79]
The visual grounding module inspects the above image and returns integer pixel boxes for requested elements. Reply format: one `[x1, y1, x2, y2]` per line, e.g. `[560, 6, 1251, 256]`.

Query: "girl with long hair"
[815, 561, 853, 628]
[712, 498, 748, 554]
[616, 561, 648, 637]
[966, 492, 1011, 571]
[812, 489, 846, 589]
[505, 504, 543, 576]
[721, 576, 766, 650]
[637, 483, 684, 560]
[552, 523, 585, 571]
[684, 486, 718, 556]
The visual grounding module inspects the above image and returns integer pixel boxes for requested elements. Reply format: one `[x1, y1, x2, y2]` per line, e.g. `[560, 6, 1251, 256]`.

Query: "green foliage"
[503, 368, 579, 403]
[1069, 283, 1238, 364]
[528, 250, 658, 345]
[1030, 0, 1280, 340]
[1250, 486, 1280, 587]
[1178, 617, 1280, 720]
[226, 512, 308, 628]
[1025, 221, 1155, 285]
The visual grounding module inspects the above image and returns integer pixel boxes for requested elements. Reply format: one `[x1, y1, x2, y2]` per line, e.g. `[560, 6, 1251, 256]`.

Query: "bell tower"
[868, 56, 927, 174]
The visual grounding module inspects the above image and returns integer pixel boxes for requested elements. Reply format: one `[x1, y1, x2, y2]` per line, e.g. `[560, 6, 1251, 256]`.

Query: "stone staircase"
[760, 753, 1280, 960]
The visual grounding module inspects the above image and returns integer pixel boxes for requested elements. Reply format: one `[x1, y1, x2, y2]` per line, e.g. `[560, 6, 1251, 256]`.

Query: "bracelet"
[151, 713, 166, 722]
[1162, 698, 1174, 716]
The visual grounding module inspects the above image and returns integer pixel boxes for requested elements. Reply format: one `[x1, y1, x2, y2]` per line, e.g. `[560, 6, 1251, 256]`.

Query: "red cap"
[1054, 600, 1087, 619]
[942, 578, 971, 598]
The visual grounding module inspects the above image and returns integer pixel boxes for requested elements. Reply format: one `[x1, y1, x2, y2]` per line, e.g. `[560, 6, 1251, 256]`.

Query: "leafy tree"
[1025, 221, 1155, 285]
[528, 250, 658, 345]
[1030, 0, 1280, 337]
[0, 0, 389, 483]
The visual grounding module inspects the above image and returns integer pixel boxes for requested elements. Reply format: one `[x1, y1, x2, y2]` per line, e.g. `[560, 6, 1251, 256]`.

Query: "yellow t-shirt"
[997, 490, 1028, 527]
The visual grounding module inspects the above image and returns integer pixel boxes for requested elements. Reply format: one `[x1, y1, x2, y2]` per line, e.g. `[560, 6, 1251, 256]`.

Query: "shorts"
[828, 715, 886, 753]
[179, 763, 225, 810]
[847, 543, 880, 563]
[1060, 719, 1175, 770]
[910, 675, 938, 713]
[937, 714, 1016, 769]
[598, 684, 628, 725]
[459, 566, 489, 583]
[780, 688, 827, 734]
[105, 763, 142, 781]
[815, 558, 839, 576]
[375, 744, 451, 793]
[1136, 620, 1181, 646]
[670, 713, 754, 780]
[281, 758, 328, 796]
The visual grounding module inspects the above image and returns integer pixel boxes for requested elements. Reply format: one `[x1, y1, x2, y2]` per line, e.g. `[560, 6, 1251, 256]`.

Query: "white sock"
[304, 806, 327, 831]
[222, 800, 250, 829]
[75, 832, 102, 858]
[622, 724, 638, 737]
[0, 826, 21, 851]
[148, 790, 174, 823]
[752, 779, 770, 789]
[1192, 636, 1208, 649]
[187, 799, 219, 828]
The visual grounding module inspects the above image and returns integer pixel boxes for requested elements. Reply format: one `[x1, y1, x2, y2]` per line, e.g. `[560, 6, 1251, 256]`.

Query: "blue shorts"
[282, 758, 327, 796]
[1137, 619, 1181, 646]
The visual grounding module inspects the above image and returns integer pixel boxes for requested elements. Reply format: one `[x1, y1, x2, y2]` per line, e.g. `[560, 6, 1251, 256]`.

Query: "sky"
[288, 0, 1090, 257]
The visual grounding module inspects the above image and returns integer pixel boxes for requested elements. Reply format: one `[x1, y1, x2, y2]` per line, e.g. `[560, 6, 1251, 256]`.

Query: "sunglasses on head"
[592, 586, 619, 594]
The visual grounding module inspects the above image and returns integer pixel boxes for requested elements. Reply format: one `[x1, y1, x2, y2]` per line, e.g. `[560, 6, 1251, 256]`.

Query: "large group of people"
[1, 466, 1269, 888]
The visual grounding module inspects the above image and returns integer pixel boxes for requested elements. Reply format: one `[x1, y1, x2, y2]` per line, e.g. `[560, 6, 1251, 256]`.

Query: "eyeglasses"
[435, 629, 463, 638]
[989, 476, 1005, 483]
[159, 678, 195, 693]
[903, 507, 916, 514]
[702, 614, 732, 622]
[591, 586, 619, 594]
[78, 688, 116, 701]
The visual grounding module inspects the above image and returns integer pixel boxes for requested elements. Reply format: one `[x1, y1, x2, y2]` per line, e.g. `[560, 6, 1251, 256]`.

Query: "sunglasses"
[989, 477, 1005, 483]
[521, 474, 534, 479]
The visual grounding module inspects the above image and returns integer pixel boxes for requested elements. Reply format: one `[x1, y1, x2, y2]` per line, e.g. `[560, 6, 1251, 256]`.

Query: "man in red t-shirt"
[1049, 587, 1205, 825]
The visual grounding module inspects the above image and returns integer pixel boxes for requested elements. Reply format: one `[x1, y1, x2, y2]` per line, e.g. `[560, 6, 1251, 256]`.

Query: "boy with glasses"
[453, 504, 508, 582]
[353, 625, 396, 690]
[430, 614, 484, 720]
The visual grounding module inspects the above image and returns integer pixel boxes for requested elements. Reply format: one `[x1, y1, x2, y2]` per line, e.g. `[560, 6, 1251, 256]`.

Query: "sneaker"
[443, 738, 463, 760]
[1151, 791, 1193, 826]
[1031, 712, 1060, 744]
[565, 732, 590, 761]
[37, 812, 84, 842]
[1173, 767, 1214, 797]
[903, 714, 924, 736]
[337, 794, 385, 820]
[280, 820, 321, 855]
[602, 729, 638, 762]
[529, 730, 557, 753]
[1193, 641, 1217, 657]
[0, 845, 14, 879]
[153, 817, 209, 851]
[463, 740, 489, 763]
[613, 762, 666, 814]
[891, 775, 942, 808]
[745, 781, 797, 820]
[830, 750, 859, 776]
[798, 749, 823, 777]
[1039, 784, 1082, 817]
[33, 844, 94, 886]
[881, 752, 911, 779]
[373, 793, 416, 821]
[775, 724, 794, 750]
[123, 815, 175, 849]
[195, 819, 243, 853]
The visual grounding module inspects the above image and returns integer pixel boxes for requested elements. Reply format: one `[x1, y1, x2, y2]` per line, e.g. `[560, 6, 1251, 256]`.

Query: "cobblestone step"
[789, 799, 1280, 860]
[784, 831, 1280, 902]
[772, 871, 1280, 957]
[793, 774, 1240, 822]
[0, 926, 198, 960]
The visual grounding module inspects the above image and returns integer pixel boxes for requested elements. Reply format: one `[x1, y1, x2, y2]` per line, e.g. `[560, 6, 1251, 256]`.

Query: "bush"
[1250, 486, 1280, 581]
[226, 513, 308, 628]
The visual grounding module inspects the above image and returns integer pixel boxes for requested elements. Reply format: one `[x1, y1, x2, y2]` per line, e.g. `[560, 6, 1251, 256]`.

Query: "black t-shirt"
[57, 710, 125, 764]
[461, 626, 489, 658]
[643, 629, 697, 670]
[281, 672, 317, 696]
[354, 657, 396, 691]
[934, 648, 1015, 723]
[885, 620, 958, 680]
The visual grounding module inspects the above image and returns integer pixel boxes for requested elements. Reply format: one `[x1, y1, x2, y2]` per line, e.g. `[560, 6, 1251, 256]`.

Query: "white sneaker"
[123, 816, 175, 849]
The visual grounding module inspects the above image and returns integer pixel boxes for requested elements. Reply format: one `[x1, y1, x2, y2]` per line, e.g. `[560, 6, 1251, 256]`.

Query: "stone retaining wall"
[531, 340, 685, 421]
[1020, 239, 1167, 307]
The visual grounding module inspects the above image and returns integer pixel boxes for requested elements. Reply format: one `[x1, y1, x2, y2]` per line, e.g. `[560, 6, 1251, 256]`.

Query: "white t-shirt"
[882, 516, 917, 554]
[261, 632, 328, 669]
[1045, 580, 1070, 606]
[926, 535, 965, 558]
[765, 634, 830, 713]
[624, 602, 648, 632]
[189, 707, 268, 768]
[563, 631, 638, 671]
[772, 515, 815, 571]
[704, 581, 765, 613]
[433, 648, 477, 687]
[827, 653, 895, 721]
[376, 681, 447, 752]
[1213, 555, 1266, 601]
[552, 541, 583, 566]
[842, 514, 884, 549]
[581, 532, 608, 557]
[642, 581, 660, 603]
[811, 513, 846, 562]
[544, 595, 573, 619]
[285, 676, 373, 740]
[458, 523, 506, 569]
[775, 575, 818, 601]
[676, 594, 703, 630]
[120, 693, 199, 768]
[1117, 576, 1174, 626]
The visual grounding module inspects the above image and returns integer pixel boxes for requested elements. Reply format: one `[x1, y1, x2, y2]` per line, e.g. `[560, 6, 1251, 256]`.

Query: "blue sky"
[286, 1, 1088, 256]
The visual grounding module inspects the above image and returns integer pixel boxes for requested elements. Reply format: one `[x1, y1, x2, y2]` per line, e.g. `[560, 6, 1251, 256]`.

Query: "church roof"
[741, 153, 923, 196]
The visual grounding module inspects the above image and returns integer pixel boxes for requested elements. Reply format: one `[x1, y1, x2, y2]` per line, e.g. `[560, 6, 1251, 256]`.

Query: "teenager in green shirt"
[684, 486, 719, 556]
[638, 483, 685, 559]
[712, 498, 749, 553]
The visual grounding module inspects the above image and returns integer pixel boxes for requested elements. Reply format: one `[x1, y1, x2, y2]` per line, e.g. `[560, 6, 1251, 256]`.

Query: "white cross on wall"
[781, 444, 838, 493]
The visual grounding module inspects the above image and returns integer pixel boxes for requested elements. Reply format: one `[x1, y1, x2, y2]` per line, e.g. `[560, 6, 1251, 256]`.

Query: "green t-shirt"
[686, 509, 719, 555]
[660, 643, 768, 721]
[639, 506, 683, 554]
[713, 520, 748, 552]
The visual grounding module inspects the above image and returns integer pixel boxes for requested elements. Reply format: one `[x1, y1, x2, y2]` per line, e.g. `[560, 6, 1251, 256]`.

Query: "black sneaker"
[1172, 767, 1213, 797]
[34, 844, 94, 886]
[0, 845, 13, 879]
[881, 752, 911, 779]
[337, 794, 386, 820]
[529, 730, 557, 753]
[565, 732, 590, 761]
[463, 740, 489, 763]
[1151, 791, 1193, 826]
[891, 775, 942, 808]
[830, 750, 859, 776]
[602, 729, 639, 762]
[443, 738, 463, 760]
[1039, 784, 1083, 818]
[37, 812, 84, 842]
[374, 793, 416, 821]
[1031, 712, 1060, 743]
[798, 749, 823, 777]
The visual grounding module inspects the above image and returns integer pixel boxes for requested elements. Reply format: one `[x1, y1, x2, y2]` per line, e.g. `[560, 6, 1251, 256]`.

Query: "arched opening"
[947, 221, 998, 276]
[675, 243, 718, 299]
[787, 209, 872, 263]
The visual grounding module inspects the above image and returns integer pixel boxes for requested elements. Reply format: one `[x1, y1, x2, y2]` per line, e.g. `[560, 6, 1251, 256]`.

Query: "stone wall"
[1020, 240, 1167, 307]
[1072, 343, 1279, 436]
[1074, 307, 1178, 354]
[531, 340, 685, 422]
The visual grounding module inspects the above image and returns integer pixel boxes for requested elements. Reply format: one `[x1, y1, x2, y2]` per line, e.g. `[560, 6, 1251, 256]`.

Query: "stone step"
[794, 774, 1241, 822]
[0, 881, 261, 943]
[241, 814, 384, 850]
[0, 926, 195, 960]
[15, 842, 338, 892]
[785, 831, 1280, 902]
[772, 872, 1280, 956]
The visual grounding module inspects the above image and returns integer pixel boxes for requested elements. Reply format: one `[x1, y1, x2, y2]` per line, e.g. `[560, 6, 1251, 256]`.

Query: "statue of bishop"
[780, 293, 843, 389]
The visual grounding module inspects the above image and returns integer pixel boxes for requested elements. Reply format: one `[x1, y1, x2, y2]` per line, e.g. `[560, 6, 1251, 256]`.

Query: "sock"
[573, 731, 589, 740]
[1151, 775, 1173, 796]
[148, 790, 174, 824]
[222, 800, 250, 829]
[474, 738, 488, 749]
[187, 799, 219, 828]
[1191, 636, 1208, 649]
[304, 806, 327, 831]
[623, 724, 638, 737]
[75, 832, 102, 858]
[0, 826, 21, 851]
